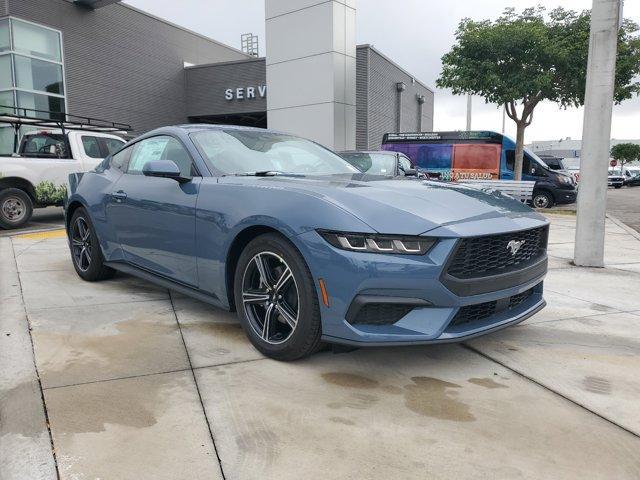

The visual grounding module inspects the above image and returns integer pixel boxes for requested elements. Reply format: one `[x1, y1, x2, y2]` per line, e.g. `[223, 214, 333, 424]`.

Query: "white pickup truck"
[0, 129, 126, 229]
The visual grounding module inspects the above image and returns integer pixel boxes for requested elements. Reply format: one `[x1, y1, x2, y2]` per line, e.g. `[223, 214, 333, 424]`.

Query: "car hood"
[220, 174, 548, 236]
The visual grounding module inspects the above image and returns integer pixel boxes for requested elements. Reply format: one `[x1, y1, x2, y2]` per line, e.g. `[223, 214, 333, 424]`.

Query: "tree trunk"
[514, 121, 527, 181]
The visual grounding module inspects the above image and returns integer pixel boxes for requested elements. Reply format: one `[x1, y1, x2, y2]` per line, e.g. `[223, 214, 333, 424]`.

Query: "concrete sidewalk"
[1, 215, 639, 479]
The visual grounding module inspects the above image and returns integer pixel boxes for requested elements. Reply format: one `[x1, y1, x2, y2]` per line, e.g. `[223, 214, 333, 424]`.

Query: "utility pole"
[574, 0, 621, 267]
[466, 94, 472, 131]
[502, 104, 506, 134]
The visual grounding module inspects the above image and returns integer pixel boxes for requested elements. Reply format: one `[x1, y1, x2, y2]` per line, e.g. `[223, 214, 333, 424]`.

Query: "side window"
[110, 145, 132, 171]
[81, 136, 102, 158]
[21, 133, 69, 158]
[505, 150, 515, 170]
[101, 138, 125, 156]
[127, 136, 197, 177]
[398, 155, 412, 171]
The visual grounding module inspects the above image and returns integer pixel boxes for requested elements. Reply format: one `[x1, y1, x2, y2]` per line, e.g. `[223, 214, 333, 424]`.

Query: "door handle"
[112, 190, 127, 202]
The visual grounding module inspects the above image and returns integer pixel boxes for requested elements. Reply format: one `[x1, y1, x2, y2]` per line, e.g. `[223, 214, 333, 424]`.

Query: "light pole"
[466, 94, 472, 131]
[574, 0, 621, 267]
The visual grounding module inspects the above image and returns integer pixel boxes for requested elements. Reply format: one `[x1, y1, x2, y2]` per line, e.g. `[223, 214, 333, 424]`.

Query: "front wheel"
[0, 188, 33, 229]
[532, 190, 554, 209]
[234, 233, 322, 361]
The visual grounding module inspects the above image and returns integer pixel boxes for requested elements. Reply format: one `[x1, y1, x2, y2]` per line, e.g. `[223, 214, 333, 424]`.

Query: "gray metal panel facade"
[186, 58, 266, 118]
[359, 45, 434, 150]
[355, 46, 369, 150]
[6, 0, 248, 134]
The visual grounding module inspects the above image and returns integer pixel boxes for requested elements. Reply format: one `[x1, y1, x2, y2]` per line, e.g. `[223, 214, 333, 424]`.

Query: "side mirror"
[403, 168, 418, 176]
[142, 160, 190, 183]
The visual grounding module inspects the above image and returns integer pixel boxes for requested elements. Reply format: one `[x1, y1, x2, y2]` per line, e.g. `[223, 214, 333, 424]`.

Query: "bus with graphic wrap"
[381, 131, 578, 208]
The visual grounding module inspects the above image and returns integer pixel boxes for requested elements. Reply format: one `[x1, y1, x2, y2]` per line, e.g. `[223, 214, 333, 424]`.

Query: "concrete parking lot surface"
[1, 215, 640, 479]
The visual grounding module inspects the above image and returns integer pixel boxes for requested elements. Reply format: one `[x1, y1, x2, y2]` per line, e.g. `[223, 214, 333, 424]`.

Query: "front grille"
[446, 226, 548, 279]
[449, 287, 536, 328]
[351, 303, 414, 325]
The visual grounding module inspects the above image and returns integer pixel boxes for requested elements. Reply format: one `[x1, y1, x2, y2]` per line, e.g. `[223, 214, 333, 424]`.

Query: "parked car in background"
[381, 131, 577, 209]
[625, 173, 640, 187]
[338, 150, 421, 177]
[608, 170, 625, 189]
[619, 166, 640, 185]
[66, 124, 548, 361]
[0, 109, 128, 229]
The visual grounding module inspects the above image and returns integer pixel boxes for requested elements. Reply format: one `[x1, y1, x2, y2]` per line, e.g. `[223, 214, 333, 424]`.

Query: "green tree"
[436, 7, 640, 180]
[610, 142, 640, 175]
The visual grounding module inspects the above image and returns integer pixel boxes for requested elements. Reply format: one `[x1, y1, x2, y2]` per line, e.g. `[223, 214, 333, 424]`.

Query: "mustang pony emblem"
[506, 240, 525, 256]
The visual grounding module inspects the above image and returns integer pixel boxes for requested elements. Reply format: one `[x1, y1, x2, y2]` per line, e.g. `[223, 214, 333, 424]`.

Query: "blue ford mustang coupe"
[65, 125, 548, 360]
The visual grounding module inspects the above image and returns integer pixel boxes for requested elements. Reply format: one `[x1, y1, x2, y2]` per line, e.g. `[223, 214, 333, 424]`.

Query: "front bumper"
[295, 229, 547, 346]
[554, 187, 577, 205]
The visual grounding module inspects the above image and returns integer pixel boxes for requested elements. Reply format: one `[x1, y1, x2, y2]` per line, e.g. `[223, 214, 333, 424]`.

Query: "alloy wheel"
[241, 251, 299, 345]
[533, 194, 550, 209]
[2, 196, 26, 223]
[71, 217, 92, 272]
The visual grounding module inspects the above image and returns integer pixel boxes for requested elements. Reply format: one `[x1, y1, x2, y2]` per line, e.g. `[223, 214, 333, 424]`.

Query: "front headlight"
[317, 230, 436, 255]
[558, 174, 573, 185]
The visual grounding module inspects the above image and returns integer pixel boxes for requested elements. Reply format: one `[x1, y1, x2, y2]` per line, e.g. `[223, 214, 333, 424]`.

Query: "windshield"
[340, 152, 397, 175]
[190, 129, 359, 176]
[523, 147, 549, 171]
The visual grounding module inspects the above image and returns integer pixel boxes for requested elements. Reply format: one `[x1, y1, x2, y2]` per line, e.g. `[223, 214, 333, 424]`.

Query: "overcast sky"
[124, 0, 640, 143]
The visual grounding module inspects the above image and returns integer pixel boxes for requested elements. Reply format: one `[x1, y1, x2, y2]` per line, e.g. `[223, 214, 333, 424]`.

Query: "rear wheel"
[234, 233, 322, 361]
[532, 190, 554, 209]
[69, 208, 115, 281]
[0, 188, 33, 229]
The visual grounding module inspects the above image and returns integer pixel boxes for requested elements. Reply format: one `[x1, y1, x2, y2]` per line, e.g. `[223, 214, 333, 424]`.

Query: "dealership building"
[0, 0, 433, 154]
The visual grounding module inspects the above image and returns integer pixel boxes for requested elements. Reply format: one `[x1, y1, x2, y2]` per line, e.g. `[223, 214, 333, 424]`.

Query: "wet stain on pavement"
[468, 377, 508, 389]
[403, 377, 475, 422]
[0, 381, 48, 437]
[582, 376, 612, 395]
[381, 385, 403, 395]
[322, 372, 379, 389]
[46, 375, 179, 434]
[329, 416, 356, 426]
[34, 312, 183, 386]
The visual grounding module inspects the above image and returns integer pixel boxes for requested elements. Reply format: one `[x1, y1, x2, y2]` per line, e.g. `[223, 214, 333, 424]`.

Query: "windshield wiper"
[226, 170, 283, 177]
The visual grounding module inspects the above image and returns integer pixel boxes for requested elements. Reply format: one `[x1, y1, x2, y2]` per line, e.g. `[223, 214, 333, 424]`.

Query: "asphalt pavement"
[606, 186, 640, 232]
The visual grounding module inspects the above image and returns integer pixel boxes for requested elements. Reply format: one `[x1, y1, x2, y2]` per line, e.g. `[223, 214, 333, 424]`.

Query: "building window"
[12, 18, 62, 62]
[0, 19, 9, 53]
[0, 18, 66, 119]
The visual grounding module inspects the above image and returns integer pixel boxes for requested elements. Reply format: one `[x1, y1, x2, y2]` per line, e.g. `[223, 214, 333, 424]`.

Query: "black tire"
[234, 233, 322, 361]
[614, 185, 622, 189]
[0, 188, 33, 230]
[69, 207, 115, 281]
[532, 190, 554, 209]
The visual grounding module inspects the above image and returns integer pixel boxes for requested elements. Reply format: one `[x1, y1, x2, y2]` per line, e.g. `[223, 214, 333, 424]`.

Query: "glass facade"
[0, 18, 65, 154]
[0, 18, 66, 119]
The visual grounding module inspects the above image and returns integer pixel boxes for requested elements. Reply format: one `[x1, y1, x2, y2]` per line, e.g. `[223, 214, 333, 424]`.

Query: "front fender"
[194, 181, 375, 305]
